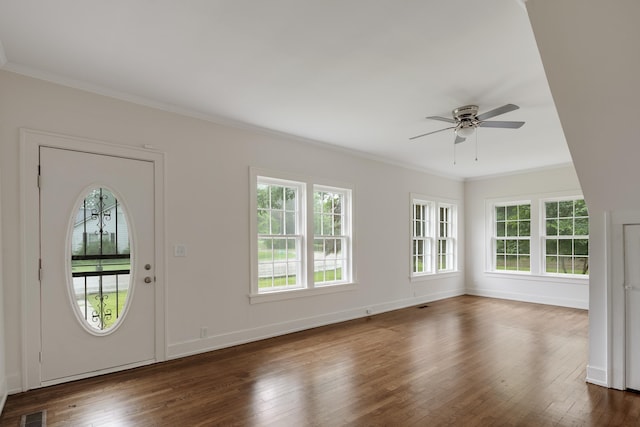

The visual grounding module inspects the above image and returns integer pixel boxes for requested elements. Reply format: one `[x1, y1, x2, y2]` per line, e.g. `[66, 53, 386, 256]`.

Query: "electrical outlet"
[200, 327, 208, 339]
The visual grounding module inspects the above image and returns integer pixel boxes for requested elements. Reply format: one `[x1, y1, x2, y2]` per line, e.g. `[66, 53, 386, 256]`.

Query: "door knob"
[144, 277, 153, 283]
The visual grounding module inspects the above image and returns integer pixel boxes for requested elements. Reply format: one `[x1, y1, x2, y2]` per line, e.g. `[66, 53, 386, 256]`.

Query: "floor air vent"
[20, 410, 46, 427]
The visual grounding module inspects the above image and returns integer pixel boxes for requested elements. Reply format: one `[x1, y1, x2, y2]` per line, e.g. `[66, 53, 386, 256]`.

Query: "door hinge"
[38, 259, 42, 281]
[39, 351, 42, 363]
[37, 165, 41, 188]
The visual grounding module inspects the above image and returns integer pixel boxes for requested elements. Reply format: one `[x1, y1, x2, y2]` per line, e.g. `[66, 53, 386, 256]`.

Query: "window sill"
[484, 271, 589, 285]
[410, 271, 461, 283]
[249, 282, 358, 304]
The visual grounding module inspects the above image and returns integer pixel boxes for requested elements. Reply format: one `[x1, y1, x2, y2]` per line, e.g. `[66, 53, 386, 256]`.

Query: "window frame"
[437, 203, 457, 273]
[411, 199, 435, 277]
[485, 193, 589, 283]
[541, 196, 589, 277]
[250, 168, 356, 303]
[410, 194, 458, 279]
[492, 201, 532, 274]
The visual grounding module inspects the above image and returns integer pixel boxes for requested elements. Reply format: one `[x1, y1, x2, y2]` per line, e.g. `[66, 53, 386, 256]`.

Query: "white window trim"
[491, 200, 532, 274]
[410, 193, 459, 281]
[313, 184, 353, 287]
[411, 198, 435, 277]
[249, 167, 356, 303]
[540, 195, 590, 279]
[437, 202, 457, 273]
[484, 192, 589, 283]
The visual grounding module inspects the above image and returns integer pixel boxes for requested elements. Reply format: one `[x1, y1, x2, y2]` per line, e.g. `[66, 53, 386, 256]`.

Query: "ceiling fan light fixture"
[455, 124, 475, 138]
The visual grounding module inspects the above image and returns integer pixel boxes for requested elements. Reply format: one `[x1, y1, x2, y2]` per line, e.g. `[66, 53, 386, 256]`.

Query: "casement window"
[411, 196, 457, 277]
[494, 203, 531, 272]
[252, 171, 353, 299]
[543, 198, 589, 275]
[437, 204, 456, 272]
[412, 200, 434, 275]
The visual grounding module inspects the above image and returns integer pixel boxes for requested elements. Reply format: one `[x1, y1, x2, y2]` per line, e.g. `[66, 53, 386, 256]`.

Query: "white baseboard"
[586, 365, 608, 387]
[0, 377, 6, 415]
[168, 289, 465, 360]
[465, 288, 588, 310]
[6, 372, 21, 395]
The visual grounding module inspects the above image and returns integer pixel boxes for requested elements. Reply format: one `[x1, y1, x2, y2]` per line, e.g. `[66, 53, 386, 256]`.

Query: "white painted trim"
[608, 211, 640, 390]
[169, 289, 464, 359]
[0, 40, 6, 68]
[6, 372, 21, 395]
[40, 359, 155, 389]
[465, 287, 588, 310]
[0, 377, 6, 414]
[19, 128, 167, 391]
[586, 365, 609, 388]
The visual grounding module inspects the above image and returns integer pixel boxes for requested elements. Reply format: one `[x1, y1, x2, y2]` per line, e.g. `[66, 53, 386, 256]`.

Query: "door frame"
[20, 128, 166, 391]
[609, 211, 640, 390]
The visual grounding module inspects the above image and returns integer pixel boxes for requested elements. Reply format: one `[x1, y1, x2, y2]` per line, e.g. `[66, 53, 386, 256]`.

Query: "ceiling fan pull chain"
[475, 130, 479, 162]
[453, 142, 457, 165]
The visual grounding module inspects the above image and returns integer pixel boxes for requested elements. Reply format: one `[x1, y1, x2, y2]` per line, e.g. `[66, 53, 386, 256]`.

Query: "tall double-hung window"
[252, 171, 353, 299]
[256, 178, 304, 292]
[494, 203, 531, 272]
[412, 200, 434, 275]
[543, 198, 589, 275]
[411, 196, 457, 277]
[314, 187, 350, 285]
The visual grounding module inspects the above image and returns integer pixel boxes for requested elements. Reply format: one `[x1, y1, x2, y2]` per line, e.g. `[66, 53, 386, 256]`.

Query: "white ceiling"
[0, 0, 571, 179]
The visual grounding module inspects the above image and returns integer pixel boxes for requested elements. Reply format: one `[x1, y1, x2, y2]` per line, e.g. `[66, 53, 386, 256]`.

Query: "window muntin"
[438, 204, 456, 272]
[412, 201, 434, 275]
[256, 178, 304, 292]
[544, 198, 589, 275]
[70, 187, 132, 333]
[253, 172, 353, 297]
[313, 187, 350, 286]
[494, 203, 531, 272]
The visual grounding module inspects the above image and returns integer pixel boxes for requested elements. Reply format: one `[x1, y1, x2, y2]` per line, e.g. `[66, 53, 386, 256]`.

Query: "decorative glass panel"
[70, 188, 132, 333]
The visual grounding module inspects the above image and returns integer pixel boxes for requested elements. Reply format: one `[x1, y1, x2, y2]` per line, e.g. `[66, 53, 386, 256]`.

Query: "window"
[314, 186, 350, 285]
[411, 196, 457, 277]
[412, 201, 434, 275]
[438, 204, 456, 272]
[252, 171, 353, 298]
[494, 203, 531, 272]
[256, 178, 304, 292]
[544, 198, 589, 275]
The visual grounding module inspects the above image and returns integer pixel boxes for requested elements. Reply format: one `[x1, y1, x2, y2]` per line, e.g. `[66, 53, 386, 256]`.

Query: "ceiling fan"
[410, 104, 525, 144]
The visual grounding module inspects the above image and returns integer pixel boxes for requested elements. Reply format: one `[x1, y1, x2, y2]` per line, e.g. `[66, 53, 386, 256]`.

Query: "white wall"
[0, 165, 7, 410]
[465, 165, 588, 309]
[0, 70, 465, 392]
[527, 0, 640, 387]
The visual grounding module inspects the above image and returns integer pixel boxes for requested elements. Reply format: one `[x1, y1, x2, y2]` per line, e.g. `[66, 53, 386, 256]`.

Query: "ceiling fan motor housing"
[453, 105, 479, 131]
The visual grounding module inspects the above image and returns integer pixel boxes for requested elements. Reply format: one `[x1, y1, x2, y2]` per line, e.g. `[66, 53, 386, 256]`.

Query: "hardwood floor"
[2, 295, 640, 426]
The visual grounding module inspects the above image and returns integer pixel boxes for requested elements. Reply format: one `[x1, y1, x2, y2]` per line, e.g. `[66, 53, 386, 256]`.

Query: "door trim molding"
[609, 211, 640, 390]
[19, 128, 167, 391]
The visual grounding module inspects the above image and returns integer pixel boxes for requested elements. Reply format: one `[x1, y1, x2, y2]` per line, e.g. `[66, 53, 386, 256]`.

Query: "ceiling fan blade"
[476, 104, 519, 121]
[478, 120, 525, 129]
[426, 115, 457, 124]
[454, 135, 466, 144]
[409, 126, 455, 141]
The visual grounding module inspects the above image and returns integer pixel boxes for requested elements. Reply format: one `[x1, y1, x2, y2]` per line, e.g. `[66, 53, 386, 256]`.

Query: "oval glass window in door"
[70, 187, 133, 333]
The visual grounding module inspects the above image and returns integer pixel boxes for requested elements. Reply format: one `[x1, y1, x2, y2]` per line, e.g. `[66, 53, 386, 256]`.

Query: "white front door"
[625, 224, 640, 391]
[40, 146, 156, 383]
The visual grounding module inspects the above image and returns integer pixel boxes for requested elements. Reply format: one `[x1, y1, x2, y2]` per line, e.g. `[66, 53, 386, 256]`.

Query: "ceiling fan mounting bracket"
[453, 105, 479, 121]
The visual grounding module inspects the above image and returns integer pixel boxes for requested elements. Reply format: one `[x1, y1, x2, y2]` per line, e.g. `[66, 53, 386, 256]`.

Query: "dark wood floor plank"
[2, 295, 640, 426]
